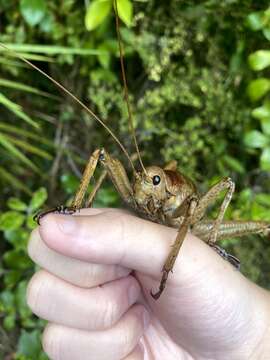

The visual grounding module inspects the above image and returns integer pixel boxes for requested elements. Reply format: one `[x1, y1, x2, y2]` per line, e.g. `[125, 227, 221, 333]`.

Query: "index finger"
[38, 208, 235, 280]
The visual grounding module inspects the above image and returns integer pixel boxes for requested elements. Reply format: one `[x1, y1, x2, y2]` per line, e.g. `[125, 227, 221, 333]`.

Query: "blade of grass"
[0, 123, 54, 147]
[0, 166, 32, 194]
[2, 52, 54, 62]
[0, 57, 26, 68]
[0, 44, 107, 56]
[0, 92, 39, 128]
[0, 78, 59, 100]
[0, 132, 40, 173]
[4, 134, 53, 160]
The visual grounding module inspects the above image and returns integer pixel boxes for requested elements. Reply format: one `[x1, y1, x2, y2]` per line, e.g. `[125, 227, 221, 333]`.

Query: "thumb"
[38, 208, 229, 280]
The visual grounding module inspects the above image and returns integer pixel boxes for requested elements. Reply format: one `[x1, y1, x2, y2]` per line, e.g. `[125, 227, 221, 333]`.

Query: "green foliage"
[0, 189, 48, 358]
[85, 0, 133, 31]
[0, 0, 270, 358]
[20, 0, 47, 27]
[245, 6, 270, 172]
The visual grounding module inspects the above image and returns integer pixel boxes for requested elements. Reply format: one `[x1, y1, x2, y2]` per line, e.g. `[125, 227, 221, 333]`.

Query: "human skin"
[27, 208, 270, 360]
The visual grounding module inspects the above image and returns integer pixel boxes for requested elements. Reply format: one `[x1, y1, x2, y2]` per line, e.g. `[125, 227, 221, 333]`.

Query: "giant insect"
[1, 1, 270, 300]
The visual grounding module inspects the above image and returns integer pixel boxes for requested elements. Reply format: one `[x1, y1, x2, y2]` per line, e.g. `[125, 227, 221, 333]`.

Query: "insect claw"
[150, 269, 169, 300]
[33, 208, 59, 225]
[33, 206, 77, 225]
[227, 254, 241, 270]
[209, 243, 241, 270]
[150, 289, 162, 300]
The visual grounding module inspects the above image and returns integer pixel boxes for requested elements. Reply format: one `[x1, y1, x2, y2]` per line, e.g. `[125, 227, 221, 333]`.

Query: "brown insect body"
[133, 165, 197, 228]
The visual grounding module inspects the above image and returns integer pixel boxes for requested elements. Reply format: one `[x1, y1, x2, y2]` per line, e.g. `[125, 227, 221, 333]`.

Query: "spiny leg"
[35, 149, 101, 224]
[192, 177, 235, 244]
[193, 220, 270, 242]
[85, 169, 107, 208]
[70, 149, 101, 209]
[151, 197, 198, 300]
[192, 220, 270, 269]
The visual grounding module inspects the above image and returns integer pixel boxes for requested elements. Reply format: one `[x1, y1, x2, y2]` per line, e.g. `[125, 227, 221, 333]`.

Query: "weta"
[1, 1, 270, 300]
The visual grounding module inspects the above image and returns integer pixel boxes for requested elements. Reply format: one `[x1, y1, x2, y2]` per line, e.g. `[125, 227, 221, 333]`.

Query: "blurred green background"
[0, 0, 270, 358]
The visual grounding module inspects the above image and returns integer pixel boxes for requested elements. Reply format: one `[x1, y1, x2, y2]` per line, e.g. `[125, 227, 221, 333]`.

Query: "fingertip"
[38, 214, 75, 253]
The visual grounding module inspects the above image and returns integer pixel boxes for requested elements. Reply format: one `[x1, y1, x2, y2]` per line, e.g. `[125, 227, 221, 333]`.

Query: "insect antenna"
[0, 42, 137, 174]
[114, 0, 147, 175]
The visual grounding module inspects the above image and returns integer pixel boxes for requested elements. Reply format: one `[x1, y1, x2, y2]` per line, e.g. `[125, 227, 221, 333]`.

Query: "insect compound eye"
[152, 175, 161, 186]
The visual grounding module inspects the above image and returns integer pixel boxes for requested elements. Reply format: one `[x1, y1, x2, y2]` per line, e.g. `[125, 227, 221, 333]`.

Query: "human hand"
[27, 208, 270, 359]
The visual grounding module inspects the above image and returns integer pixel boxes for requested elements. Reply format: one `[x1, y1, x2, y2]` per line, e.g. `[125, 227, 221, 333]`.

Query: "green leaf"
[4, 270, 22, 288]
[249, 50, 270, 71]
[3, 314, 16, 330]
[260, 146, 270, 170]
[20, 0, 47, 27]
[0, 290, 15, 308]
[263, 27, 270, 41]
[16, 281, 33, 320]
[5, 229, 29, 247]
[29, 187, 48, 212]
[222, 155, 245, 174]
[244, 130, 269, 148]
[85, 0, 112, 31]
[17, 330, 43, 358]
[247, 78, 270, 101]
[26, 214, 37, 230]
[254, 193, 270, 207]
[246, 12, 265, 31]
[251, 100, 270, 120]
[115, 0, 133, 27]
[260, 118, 270, 135]
[7, 197, 28, 211]
[3, 250, 32, 270]
[0, 211, 25, 231]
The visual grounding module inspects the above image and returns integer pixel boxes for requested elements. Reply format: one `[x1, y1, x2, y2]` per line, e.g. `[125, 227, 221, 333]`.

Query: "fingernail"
[142, 309, 150, 330]
[56, 216, 77, 235]
[128, 284, 139, 305]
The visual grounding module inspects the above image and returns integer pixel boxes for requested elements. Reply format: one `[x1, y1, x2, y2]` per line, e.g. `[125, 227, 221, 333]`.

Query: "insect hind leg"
[209, 243, 241, 270]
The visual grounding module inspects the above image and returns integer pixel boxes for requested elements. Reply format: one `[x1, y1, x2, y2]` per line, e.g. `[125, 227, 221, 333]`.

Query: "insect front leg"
[98, 149, 137, 208]
[192, 177, 235, 244]
[86, 169, 107, 207]
[35, 149, 101, 224]
[151, 196, 198, 300]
